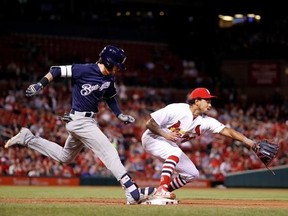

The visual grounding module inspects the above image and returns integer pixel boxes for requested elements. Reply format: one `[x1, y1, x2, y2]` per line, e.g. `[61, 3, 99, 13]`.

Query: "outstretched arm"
[26, 65, 67, 96]
[219, 126, 280, 175]
[219, 127, 255, 149]
[26, 72, 54, 96]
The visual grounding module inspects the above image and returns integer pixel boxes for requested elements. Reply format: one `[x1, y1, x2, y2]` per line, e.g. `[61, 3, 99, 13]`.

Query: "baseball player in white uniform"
[142, 87, 256, 199]
[5, 45, 156, 204]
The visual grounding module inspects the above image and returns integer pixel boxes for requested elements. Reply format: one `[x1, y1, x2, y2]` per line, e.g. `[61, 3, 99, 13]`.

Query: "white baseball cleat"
[154, 185, 176, 199]
[5, 128, 33, 148]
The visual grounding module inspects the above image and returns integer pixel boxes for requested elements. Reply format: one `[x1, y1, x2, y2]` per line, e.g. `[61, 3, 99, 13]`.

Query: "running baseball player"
[5, 45, 156, 204]
[142, 87, 256, 199]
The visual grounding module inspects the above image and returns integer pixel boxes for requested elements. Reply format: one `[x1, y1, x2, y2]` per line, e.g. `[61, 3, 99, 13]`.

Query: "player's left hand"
[26, 83, 43, 97]
[117, 113, 135, 124]
[252, 140, 279, 166]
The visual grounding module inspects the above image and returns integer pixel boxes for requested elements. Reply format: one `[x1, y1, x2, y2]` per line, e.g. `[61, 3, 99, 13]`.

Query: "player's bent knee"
[171, 148, 183, 158]
[183, 170, 200, 182]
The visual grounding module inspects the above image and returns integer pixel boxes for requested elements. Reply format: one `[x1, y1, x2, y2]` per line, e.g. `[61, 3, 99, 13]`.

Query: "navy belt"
[70, 110, 96, 118]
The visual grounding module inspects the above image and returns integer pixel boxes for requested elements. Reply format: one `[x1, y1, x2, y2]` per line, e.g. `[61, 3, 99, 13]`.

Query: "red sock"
[159, 155, 179, 187]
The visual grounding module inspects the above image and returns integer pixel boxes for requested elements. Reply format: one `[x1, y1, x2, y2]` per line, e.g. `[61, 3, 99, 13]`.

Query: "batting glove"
[26, 83, 43, 97]
[117, 113, 135, 124]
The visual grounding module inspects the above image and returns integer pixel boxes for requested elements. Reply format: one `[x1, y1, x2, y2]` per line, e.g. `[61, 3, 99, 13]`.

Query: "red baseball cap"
[189, 88, 216, 100]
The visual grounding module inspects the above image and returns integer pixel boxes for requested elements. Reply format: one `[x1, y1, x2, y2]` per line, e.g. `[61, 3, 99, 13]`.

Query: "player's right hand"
[163, 132, 182, 142]
[117, 113, 135, 124]
[26, 83, 43, 97]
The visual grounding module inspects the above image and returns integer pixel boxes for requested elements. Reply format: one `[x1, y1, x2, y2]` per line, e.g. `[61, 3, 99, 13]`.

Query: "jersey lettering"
[80, 82, 111, 96]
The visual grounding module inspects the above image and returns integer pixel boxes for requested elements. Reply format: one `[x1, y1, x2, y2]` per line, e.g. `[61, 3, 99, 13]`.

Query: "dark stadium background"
[0, 0, 287, 121]
[1, 0, 287, 66]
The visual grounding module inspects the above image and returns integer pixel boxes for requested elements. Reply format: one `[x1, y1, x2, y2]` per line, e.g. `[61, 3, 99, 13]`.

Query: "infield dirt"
[1, 198, 288, 208]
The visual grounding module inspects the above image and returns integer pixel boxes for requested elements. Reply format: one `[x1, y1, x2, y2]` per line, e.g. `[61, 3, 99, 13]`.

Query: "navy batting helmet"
[99, 45, 127, 71]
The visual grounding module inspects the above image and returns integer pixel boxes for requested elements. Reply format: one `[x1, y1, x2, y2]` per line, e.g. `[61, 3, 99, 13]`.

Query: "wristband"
[39, 77, 49, 87]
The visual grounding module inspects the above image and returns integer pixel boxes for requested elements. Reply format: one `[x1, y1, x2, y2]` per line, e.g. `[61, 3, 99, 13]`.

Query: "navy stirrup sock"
[120, 173, 140, 201]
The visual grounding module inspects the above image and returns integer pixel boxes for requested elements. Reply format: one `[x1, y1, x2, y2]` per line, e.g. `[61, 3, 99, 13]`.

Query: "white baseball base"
[141, 197, 179, 205]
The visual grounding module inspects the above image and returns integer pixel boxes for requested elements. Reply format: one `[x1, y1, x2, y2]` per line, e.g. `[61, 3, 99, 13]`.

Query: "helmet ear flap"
[99, 57, 114, 70]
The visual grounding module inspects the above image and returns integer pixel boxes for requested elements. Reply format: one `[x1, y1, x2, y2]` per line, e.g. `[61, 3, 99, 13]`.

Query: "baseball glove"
[252, 140, 280, 174]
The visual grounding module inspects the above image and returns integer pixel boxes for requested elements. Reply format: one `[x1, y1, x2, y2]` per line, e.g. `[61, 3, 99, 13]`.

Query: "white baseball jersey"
[141, 103, 226, 180]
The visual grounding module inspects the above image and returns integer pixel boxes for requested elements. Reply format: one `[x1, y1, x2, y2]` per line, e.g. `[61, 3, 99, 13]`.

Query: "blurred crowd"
[0, 78, 287, 183]
[0, 31, 288, 183]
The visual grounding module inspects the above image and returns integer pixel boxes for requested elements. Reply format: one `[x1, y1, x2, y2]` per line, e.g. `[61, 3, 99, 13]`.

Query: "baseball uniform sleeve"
[200, 116, 226, 134]
[150, 103, 185, 128]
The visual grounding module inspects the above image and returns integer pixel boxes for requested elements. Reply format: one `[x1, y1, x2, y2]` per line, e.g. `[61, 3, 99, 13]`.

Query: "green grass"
[0, 186, 288, 216]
